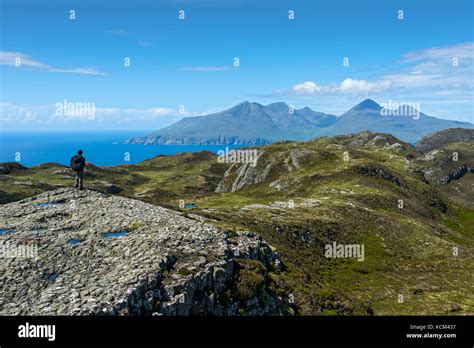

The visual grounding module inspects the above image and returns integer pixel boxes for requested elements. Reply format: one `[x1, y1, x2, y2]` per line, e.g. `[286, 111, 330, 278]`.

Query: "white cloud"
[337, 78, 391, 93]
[281, 42, 473, 105]
[151, 107, 175, 116]
[0, 102, 200, 130]
[93, 106, 186, 119]
[292, 81, 323, 94]
[48, 67, 104, 75]
[0, 51, 48, 69]
[0, 51, 105, 76]
[401, 42, 474, 62]
[289, 78, 391, 95]
[383, 42, 473, 90]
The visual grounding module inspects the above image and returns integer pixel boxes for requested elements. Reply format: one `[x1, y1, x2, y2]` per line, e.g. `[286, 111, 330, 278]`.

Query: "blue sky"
[0, 0, 473, 130]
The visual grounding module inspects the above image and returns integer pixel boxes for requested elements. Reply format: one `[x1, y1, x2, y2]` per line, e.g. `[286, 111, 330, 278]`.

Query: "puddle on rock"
[101, 231, 129, 238]
[0, 228, 15, 236]
[43, 273, 58, 282]
[35, 201, 65, 207]
[67, 239, 82, 245]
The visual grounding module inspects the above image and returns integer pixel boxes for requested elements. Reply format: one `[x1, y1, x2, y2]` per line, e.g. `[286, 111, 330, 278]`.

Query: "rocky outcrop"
[216, 151, 270, 192]
[214, 147, 318, 193]
[355, 164, 406, 188]
[416, 128, 474, 153]
[336, 131, 406, 150]
[0, 188, 286, 315]
[434, 164, 473, 185]
[417, 145, 473, 185]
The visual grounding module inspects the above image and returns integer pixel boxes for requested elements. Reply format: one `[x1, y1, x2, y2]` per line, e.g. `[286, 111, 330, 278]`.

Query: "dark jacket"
[70, 155, 86, 171]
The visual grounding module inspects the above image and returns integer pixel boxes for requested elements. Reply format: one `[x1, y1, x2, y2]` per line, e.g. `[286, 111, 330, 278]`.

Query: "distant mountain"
[125, 101, 337, 145]
[126, 99, 473, 145]
[317, 99, 473, 144]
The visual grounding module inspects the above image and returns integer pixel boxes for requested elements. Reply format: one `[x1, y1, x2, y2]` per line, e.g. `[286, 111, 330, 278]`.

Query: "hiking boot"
[74, 184, 79, 188]
[79, 187, 84, 190]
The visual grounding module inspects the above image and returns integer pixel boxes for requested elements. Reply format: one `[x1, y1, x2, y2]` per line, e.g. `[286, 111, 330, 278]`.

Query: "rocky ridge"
[416, 128, 474, 153]
[0, 188, 286, 315]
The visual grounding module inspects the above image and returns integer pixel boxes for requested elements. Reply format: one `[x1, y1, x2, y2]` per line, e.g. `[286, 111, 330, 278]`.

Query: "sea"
[0, 131, 243, 167]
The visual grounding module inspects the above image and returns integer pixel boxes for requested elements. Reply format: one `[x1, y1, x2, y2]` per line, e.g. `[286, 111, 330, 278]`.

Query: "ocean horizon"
[0, 131, 243, 167]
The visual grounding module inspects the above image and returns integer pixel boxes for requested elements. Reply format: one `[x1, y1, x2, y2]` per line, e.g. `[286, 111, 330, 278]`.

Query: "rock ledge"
[0, 188, 284, 315]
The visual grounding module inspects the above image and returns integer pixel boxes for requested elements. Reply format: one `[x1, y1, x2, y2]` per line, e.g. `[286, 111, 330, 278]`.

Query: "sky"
[0, 0, 473, 131]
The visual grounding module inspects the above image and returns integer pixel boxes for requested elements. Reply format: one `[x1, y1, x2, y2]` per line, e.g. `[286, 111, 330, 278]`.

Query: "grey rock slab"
[0, 188, 284, 315]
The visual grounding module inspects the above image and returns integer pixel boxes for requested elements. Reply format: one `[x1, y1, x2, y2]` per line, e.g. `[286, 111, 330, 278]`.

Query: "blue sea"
[0, 131, 242, 167]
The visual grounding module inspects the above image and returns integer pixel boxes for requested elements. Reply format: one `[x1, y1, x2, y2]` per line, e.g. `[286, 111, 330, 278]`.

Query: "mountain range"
[126, 99, 473, 145]
[126, 101, 337, 145]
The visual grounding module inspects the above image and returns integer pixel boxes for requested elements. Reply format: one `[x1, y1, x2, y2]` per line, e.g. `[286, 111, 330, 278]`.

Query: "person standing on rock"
[70, 150, 86, 190]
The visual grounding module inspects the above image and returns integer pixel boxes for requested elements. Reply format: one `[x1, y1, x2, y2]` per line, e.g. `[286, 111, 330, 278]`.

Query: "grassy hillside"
[182, 132, 474, 315]
[1, 130, 472, 315]
[0, 151, 227, 206]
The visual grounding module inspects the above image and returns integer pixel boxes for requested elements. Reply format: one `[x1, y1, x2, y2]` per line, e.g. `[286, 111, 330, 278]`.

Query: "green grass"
[234, 259, 266, 300]
[1, 133, 473, 316]
[442, 205, 474, 246]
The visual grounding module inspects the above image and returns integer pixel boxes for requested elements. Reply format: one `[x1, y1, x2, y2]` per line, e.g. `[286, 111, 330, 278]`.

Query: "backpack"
[70, 155, 84, 171]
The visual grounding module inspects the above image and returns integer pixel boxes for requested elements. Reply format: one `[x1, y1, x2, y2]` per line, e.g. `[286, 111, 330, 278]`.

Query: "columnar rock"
[0, 188, 285, 315]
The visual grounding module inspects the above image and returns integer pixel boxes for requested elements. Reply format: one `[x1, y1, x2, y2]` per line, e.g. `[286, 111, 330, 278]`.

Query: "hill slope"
[198, 131, 473, 315]
[416, 128, 474, 153]
[415, 128, 474, 207]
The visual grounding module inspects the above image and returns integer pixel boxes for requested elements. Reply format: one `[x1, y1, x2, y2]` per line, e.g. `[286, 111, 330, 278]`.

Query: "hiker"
[70, 150, 86, 189]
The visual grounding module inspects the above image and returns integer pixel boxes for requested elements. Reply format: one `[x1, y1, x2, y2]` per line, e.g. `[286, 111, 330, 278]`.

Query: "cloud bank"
[284, 42, 473, 100]
[0, 51, 105, 76]
[0, 102, 200, 130]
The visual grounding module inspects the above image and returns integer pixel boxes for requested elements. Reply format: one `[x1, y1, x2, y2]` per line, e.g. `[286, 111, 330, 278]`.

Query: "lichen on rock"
[0, 188, 286, 315]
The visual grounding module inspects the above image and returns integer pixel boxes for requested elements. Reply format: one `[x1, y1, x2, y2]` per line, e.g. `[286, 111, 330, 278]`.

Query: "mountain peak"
[236, 100, 251, 106]
[227, 101, 264, 116]
[350, 99, 381, 112]
[264, 102, 290, 112]
[266, 101, 288, 107]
